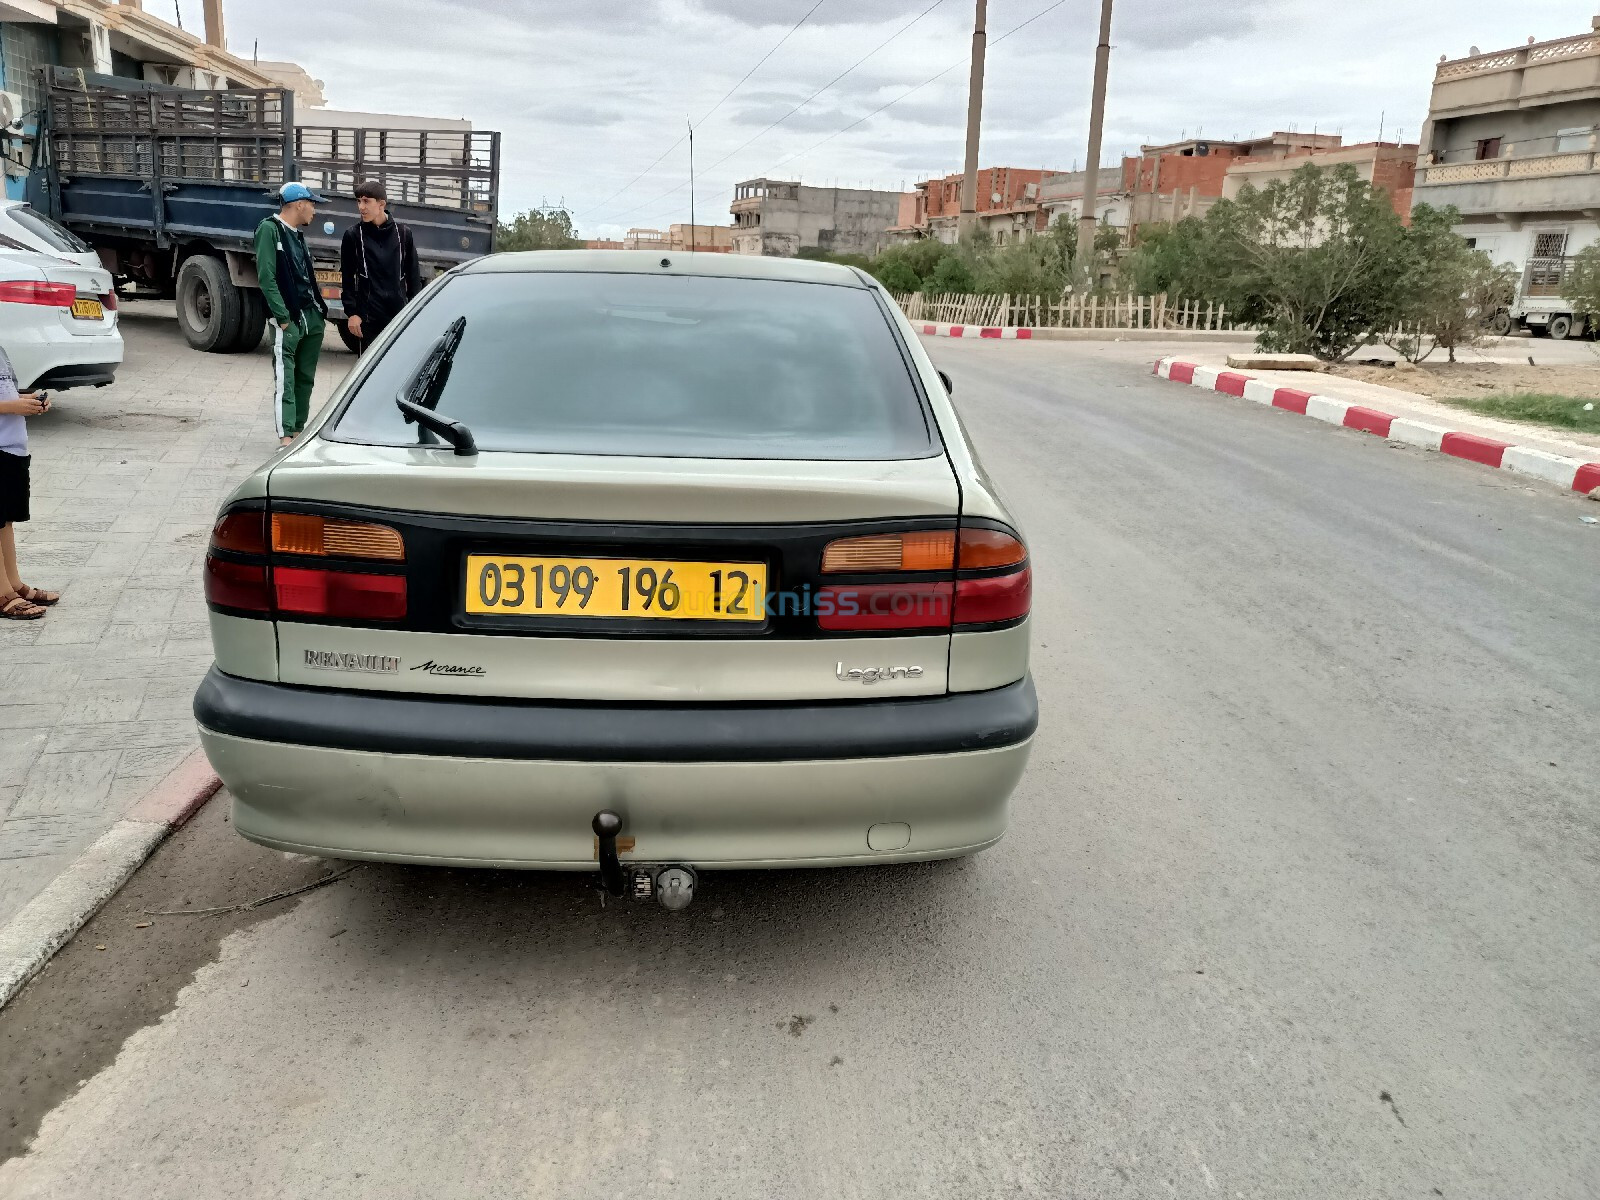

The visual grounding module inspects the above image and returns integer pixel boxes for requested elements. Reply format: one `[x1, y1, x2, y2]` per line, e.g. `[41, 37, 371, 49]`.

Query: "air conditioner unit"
[0, 92, 24, 135]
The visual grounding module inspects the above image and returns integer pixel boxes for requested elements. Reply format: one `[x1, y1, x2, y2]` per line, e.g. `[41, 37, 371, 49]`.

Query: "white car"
[0, 240, 123, 391]
[0, 200, 104, 271]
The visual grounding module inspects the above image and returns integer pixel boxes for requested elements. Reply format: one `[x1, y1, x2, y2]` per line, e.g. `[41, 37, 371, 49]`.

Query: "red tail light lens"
[211, 510, 267, 554]
[817, 582, 953, 631]
[204, 557, 272, 612]
[274, 566, 407, 621]
[101, 291, 119, 310]
[954, 567, 1031, 626]
[0, 281, 76, 308]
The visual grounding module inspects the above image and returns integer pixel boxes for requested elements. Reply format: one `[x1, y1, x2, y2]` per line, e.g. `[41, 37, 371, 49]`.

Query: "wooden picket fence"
[894, 291, 1244, 332]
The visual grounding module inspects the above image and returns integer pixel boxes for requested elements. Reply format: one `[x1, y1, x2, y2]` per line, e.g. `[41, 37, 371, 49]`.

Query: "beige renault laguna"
[195, 250, 1035, 909]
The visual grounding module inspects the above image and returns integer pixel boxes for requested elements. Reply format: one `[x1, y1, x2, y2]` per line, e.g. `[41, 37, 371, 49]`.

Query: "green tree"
[1563, 241, 1600, 326]
[1384, 204, 1519, 363]
[925, 253, 977, 294]
[496, 208, 581, 251]
[872, 256, 923, 294]
[1208, 163, 1409, 360]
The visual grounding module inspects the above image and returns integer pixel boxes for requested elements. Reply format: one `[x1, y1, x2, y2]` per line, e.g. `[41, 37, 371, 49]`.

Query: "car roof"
[462, 249, 872, 288]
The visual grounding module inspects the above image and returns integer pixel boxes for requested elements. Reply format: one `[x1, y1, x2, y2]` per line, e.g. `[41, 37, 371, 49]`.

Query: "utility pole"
[958, 0, 987, 242]
[1074, 0, 1114, 289]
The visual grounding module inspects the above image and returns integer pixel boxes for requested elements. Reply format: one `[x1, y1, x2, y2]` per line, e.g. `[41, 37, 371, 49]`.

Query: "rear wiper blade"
[395, 316, 476, 456]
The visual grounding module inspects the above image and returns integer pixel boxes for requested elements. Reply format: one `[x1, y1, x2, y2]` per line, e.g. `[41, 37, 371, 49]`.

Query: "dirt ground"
[1325, 358, 1600, 401]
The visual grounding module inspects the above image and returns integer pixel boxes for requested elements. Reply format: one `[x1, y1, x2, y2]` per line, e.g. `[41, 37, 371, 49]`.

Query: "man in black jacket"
[340, 180, 422, 350]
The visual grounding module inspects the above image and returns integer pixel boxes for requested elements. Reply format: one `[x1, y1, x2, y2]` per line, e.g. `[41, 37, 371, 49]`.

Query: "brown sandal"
[1, 595, 46, 620]
[17, 586, 59, 607]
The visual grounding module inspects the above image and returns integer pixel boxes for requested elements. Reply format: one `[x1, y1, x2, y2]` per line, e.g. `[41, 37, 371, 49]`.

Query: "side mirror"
[937, 370, 954, 396]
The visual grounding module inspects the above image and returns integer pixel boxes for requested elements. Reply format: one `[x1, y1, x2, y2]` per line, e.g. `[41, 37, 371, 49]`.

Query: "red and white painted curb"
[1155, 357, 1600, 496]
[919, 322, 1035, 340]
[0, 748, 221, 1009]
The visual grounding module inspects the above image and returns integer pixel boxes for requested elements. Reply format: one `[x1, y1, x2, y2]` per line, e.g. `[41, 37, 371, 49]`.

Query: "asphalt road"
[3, 338, 1597, 1199]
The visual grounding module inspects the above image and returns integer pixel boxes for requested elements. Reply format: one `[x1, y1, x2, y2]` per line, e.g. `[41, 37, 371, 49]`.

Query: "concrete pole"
[1074, 0, 1114, 289]
[958, 0, 987, 242]
[203, 0, 227, 48]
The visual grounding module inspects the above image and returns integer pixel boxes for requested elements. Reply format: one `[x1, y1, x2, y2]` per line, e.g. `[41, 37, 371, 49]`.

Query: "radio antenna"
[688, 119, 696, 253]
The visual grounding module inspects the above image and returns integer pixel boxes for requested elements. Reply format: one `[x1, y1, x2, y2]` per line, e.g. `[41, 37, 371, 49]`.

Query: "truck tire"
[176, 255, 243, 352]
[1548, 314, 1573, 340]
[226, 287, 268, 353]
[1487, 308, 1512, 336]
[335, 319, 363, 355]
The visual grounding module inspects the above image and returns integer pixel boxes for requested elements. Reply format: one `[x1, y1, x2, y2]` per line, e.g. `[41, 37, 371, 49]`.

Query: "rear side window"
[332, 272, 935, 460]
[7, 206, 92, 254]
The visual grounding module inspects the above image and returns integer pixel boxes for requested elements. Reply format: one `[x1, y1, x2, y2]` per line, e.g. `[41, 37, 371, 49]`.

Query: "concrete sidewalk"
[0, 304, 352, 927]
[1164, 346, 1600, 465]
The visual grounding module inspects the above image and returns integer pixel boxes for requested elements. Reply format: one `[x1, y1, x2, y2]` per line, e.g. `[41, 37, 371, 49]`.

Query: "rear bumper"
[33, 362, 120, 390]
[194, 669, 1036, 868]
[4, 321, 123, 390]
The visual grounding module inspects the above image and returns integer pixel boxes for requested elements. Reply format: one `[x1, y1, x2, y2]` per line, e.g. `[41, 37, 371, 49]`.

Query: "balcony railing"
[1435, 31, 1600, 82]
[1419, 149, 1598, 184]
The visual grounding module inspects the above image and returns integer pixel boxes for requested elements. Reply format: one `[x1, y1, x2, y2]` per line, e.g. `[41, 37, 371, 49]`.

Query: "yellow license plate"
[464, 555, 768, 622]
[315, 269, 341, 284]
[70, 298, 103, 320]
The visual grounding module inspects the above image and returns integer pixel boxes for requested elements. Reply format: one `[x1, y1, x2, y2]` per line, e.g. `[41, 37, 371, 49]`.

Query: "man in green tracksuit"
[254, 182, 329, 445]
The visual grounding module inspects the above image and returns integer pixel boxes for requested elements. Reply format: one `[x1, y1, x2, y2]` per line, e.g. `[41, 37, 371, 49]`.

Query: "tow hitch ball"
[591, 811, 697, 911]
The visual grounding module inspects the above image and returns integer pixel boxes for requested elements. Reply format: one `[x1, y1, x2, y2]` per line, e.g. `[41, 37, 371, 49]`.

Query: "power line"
[582, 0, 828, 220]
[601, 0, 1071, 227]
[696, 0, 828, 129]
[773, 0, 1071, 172]
[703, 0, 948, 179]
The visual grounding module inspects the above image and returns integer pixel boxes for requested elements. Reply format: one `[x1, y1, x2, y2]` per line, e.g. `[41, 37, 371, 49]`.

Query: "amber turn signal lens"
[211, 510, 267, 555]
[958, 527, 1026, 569]
[821, 530, 956, 574]
[271, 513, 405, 561]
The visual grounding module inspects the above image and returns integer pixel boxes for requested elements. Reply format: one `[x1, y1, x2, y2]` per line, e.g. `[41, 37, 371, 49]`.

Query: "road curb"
[1153, 356, 1600, 496]
[0, 748, 220, 1011]
[917, 323, 1249, 343]
[918, 322, 1035, 340]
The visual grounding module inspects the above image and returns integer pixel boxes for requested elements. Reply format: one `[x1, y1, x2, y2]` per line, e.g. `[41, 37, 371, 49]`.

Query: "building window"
[1, 23, 62, 119]
[1474, 137, 1502, 161]
[1533, 231, 1568, 259]
[1555, 126, 1594, 153]
[1463, 238, 1477, 249]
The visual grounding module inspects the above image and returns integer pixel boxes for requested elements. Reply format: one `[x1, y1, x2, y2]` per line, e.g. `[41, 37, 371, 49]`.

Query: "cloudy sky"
[200, 0, 1596, 237]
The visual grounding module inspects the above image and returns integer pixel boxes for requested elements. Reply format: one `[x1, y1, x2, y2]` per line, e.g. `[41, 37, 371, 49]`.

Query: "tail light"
[101, 291, 119, 311]
[0, 281, 76, 308]
[275, 566, 407, 620]
[822, 530, 955, 573]
[817, 523, 1030, 632]
[954, 570, 1031, 625]
[205, 505, 406, 622]
[271, 513, 405, 561]
[817, 582, 953, 631]
[203, 556, 271, 612]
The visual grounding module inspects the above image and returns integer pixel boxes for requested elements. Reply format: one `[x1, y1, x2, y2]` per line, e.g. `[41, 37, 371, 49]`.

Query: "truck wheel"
[176, 256, 243, 352]
[1548, 315, 1573, 340]
[1487, 309, 1512, 336]
[335, 319, 363, 354]
[226, 287, 268, 353]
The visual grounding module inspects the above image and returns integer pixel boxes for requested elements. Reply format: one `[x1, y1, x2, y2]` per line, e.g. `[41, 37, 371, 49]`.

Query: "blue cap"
[278, 181, 324, 204]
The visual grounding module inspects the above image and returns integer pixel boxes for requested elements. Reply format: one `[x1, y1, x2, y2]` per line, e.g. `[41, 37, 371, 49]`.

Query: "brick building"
[1222, 141, 1418, 221]
[889, 167, 1055, 244]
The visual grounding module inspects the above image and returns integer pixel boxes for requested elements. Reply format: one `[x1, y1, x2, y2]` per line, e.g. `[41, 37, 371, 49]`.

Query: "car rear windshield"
[331, 271, 936, 460]
[8, 206, 92, 254]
